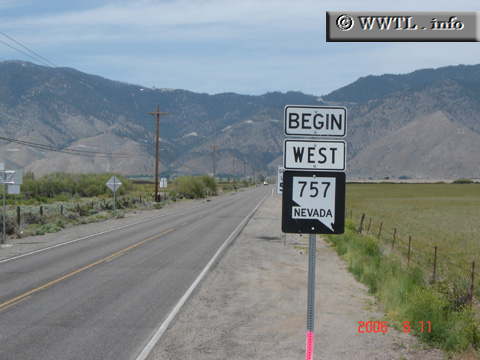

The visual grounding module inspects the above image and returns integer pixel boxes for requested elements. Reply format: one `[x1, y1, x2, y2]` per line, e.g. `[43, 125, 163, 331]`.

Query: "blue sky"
[0, 0, 479, 96]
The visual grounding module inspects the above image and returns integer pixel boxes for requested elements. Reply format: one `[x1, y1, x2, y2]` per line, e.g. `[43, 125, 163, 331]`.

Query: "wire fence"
[347, 208, 478, 310]
[0, 194, 164, 237]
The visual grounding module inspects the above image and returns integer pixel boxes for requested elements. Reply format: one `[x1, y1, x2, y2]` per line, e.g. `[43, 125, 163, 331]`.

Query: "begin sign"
[284, 105, 347, 137]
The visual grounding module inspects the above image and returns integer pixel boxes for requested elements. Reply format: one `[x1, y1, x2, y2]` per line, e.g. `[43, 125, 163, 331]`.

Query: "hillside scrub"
[325, 222, 480, 355]
[168, 175, 218, 199]
[18, 172, 134, 201]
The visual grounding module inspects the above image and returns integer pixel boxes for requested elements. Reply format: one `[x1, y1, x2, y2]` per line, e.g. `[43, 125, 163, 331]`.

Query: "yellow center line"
[0, 228, 175, 312]
[0, 296, 31, 312]
[105, 252, 124, 262]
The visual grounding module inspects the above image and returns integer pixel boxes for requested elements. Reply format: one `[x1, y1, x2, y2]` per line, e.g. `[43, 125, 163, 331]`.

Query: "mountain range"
[1, 60, 480, 180]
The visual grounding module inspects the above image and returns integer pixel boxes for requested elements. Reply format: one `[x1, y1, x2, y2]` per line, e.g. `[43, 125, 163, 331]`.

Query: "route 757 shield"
[281, 171, 345, 234]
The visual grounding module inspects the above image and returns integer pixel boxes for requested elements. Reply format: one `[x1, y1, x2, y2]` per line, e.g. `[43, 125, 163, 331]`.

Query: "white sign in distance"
[284, 105, 347, 137]
[106, 176, 122, 192]
[159, 178, 167, 188]
[282, 171, 345, 234]
[8, 185, 20, 195]
[276, 166, 284, 195]
[283, 139, 346, 171]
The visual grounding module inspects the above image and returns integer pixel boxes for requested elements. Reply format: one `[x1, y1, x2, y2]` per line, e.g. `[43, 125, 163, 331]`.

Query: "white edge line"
[0, 202, 208, 264]
[134, 190, 270, 360]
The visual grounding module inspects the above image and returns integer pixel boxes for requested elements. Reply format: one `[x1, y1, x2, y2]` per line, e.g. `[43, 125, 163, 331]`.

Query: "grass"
[326, 220, 480, 355]
[328, 182, 480, 356]
[346, 183, 480, 287]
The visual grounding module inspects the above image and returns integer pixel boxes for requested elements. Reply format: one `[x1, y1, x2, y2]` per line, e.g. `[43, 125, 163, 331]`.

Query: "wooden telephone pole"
[243, 161, 247, 182]
[232, 155, 236, 187]
[148, 104, 168, 202]
[210, 144, 219, 180]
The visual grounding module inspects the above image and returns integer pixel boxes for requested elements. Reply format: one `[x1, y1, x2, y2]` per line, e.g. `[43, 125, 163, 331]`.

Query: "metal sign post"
[306, 233, 316, 360]
[282, 105, 347, 360]
[106, 176, 122, 218]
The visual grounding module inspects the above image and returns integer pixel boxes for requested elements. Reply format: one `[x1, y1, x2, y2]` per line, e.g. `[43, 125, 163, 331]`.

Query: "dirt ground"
[147, 192, 444, 360]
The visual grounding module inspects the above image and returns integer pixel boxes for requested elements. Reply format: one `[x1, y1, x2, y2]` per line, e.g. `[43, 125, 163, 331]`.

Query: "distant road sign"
[284, 105, 347, 137]
[159, 178, 167, 188]
[106, 176, 122, 192]
[282, 171, 345, 234]
[283, 139, 346, 171]
[276, 166, 284, 195]
[8, 185, 20, 195]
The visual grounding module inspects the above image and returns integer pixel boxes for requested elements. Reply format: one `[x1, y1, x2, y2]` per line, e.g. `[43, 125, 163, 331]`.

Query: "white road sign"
[283, 139, 346, 171]
[159, 178, 167, 188]
[106, 176, 122, 192]
[282, 171, 345, 234]
[292, 176, 336, 232]
[8, 185, 20, 195]
[284, 105, 346, 137]
[276, 166, 284, 195]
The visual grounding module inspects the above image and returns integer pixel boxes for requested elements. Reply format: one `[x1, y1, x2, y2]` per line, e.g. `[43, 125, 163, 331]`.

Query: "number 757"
[298, 181, 331, 198]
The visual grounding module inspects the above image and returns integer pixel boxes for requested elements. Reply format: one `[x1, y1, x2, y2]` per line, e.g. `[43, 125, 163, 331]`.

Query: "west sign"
[283, 139, 346, 171]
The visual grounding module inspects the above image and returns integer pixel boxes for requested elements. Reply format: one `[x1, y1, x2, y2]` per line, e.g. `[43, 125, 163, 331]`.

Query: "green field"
[326, 182, 480, 354]
[346, 183, 480, 288]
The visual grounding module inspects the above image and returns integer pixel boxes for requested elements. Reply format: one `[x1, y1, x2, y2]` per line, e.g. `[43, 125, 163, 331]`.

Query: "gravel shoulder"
[147, 192, 443, 360]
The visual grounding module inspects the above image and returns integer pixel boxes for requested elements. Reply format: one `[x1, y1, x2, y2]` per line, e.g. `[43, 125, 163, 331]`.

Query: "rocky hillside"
[1, 60, 480, 180]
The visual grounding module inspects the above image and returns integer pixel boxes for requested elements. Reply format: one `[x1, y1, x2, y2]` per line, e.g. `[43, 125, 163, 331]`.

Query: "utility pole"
[210, 144, 219, 180]
[232, 155, 236, 187]
[243, 161, 247, 183]
[148, 104, 168, 202]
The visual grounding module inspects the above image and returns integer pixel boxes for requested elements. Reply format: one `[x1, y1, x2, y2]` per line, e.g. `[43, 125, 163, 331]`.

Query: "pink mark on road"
[306, 331, 314, 360]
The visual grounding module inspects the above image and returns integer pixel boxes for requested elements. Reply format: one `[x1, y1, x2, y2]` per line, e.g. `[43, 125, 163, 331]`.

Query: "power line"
[0, 39, 52, 68]
[0, 136, 145, 158]
[0, 31, 59, 68]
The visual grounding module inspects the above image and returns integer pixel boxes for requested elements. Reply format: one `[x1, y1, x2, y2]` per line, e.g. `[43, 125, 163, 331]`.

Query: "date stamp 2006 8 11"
[358, 321, 431, 333]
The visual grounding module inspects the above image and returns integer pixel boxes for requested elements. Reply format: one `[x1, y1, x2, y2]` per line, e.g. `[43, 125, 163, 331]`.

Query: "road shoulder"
[147, 193, 443, 359]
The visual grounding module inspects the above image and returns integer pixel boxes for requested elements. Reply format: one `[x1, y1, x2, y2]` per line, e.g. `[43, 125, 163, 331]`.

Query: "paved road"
[0, 186, 272, 360]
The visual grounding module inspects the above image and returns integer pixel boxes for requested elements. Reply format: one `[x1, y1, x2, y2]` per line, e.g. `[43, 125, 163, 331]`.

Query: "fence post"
[378, 222, 383, 239]
[407, 236, 412, 269]
[17, 206, 21, 226]
[367, 218, 372, 232]
[358, 213, 365, 233]
[40, 205, 43, 217]
[471, 261, 475, 310]
[391, 228, 397, 250]
[432, 246, 438, 283]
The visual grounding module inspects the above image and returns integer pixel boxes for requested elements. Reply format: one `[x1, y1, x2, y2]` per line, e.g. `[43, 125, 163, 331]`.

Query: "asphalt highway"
[0, 186, 272, 360]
